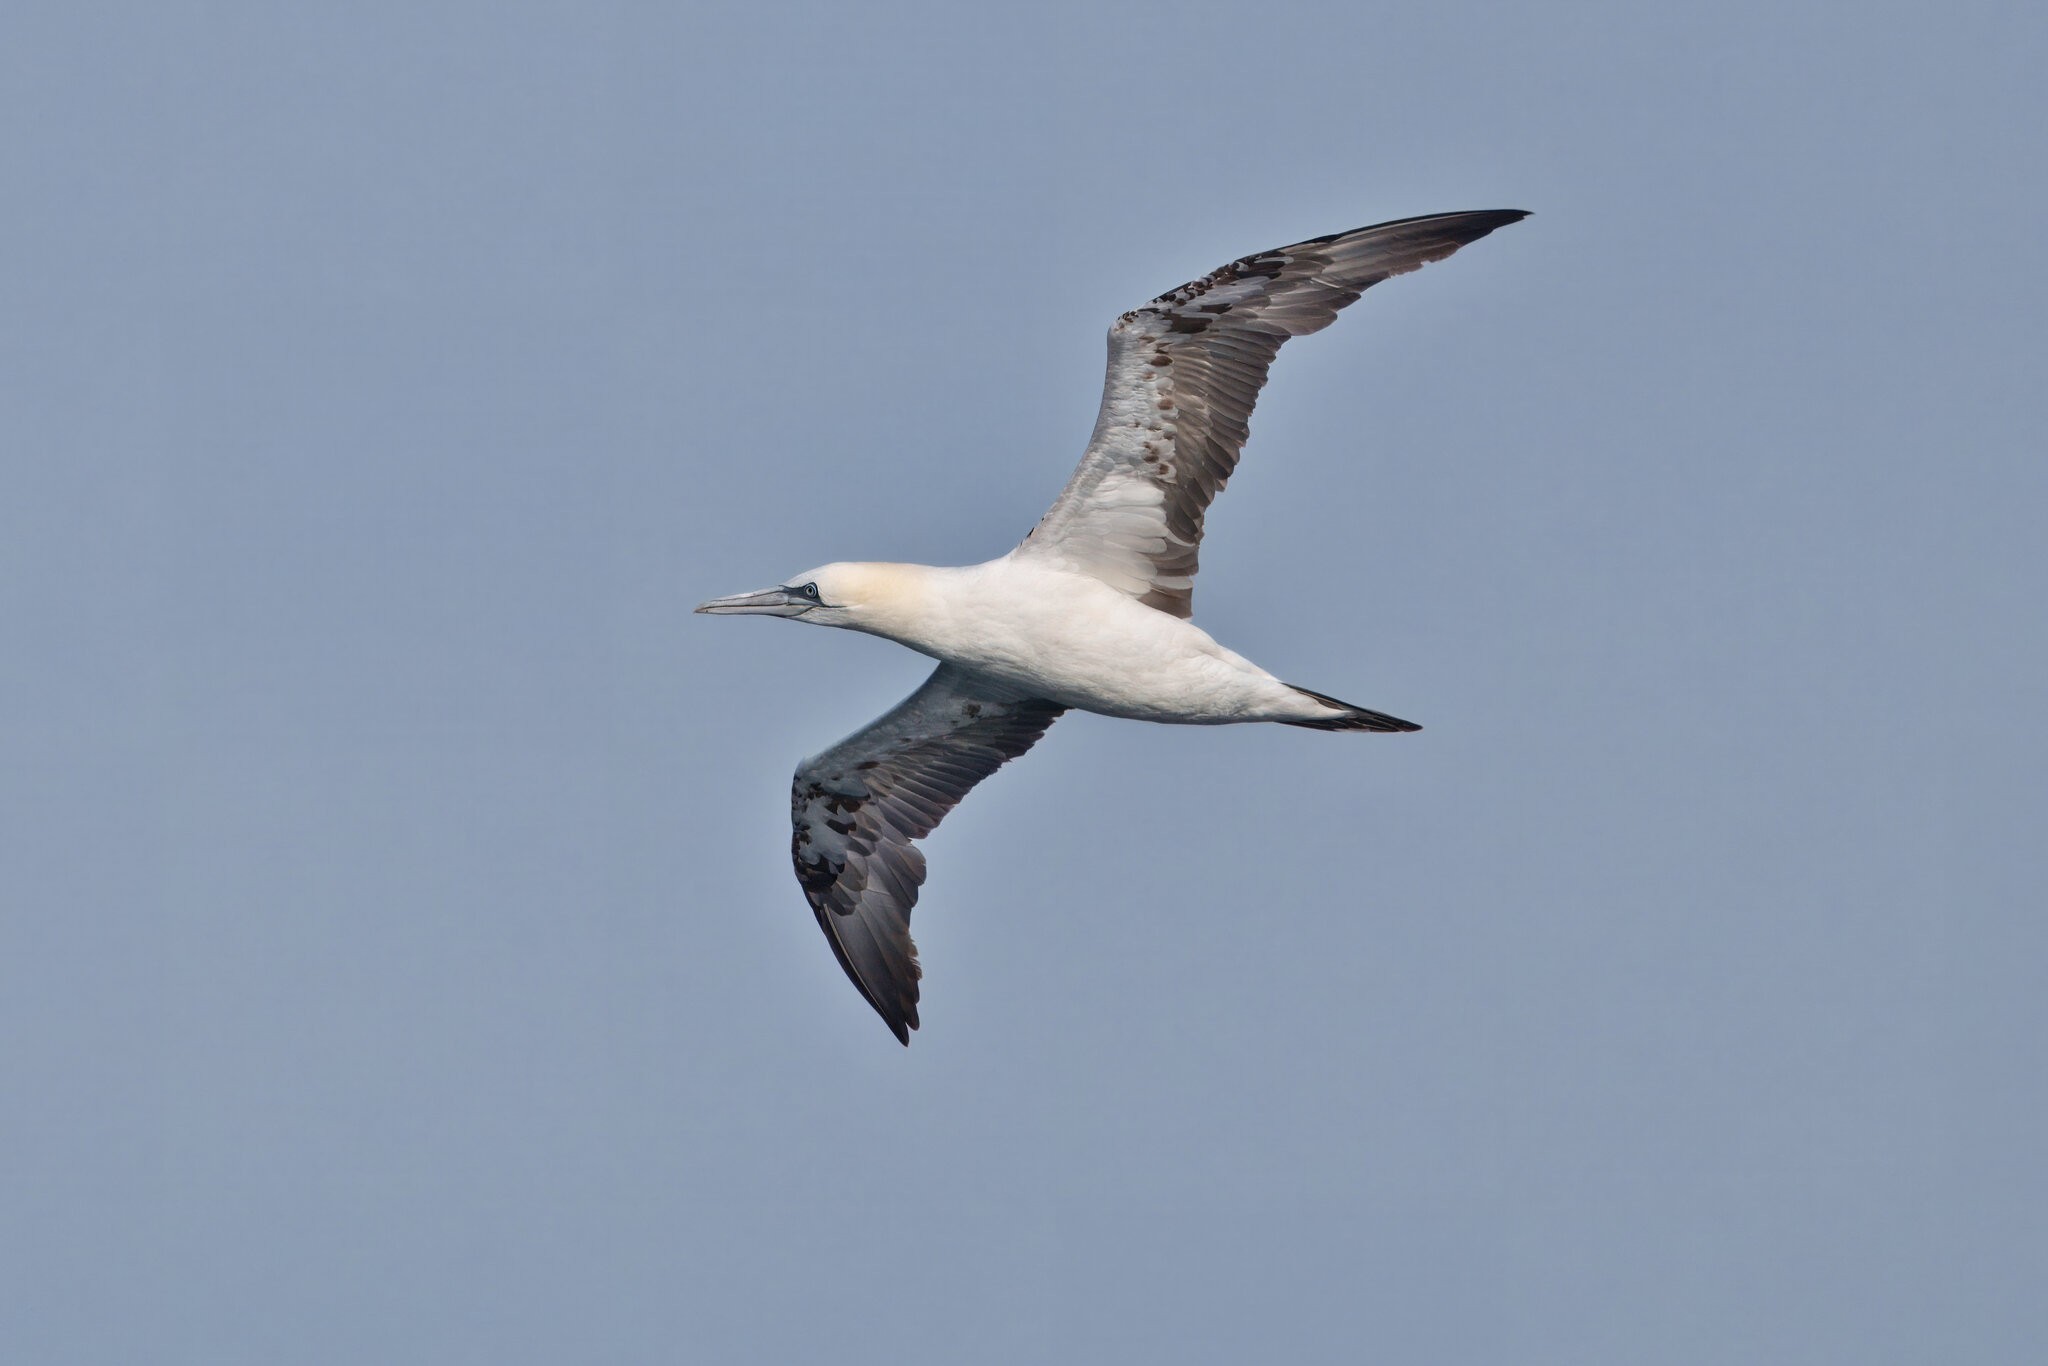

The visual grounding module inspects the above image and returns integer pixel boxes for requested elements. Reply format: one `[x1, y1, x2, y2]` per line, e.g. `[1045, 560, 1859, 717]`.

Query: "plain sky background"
[4, 2, 2044, 1362]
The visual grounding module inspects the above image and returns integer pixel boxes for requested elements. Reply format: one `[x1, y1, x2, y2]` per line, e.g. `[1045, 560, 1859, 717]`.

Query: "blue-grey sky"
[4, 2, 2043, 1362]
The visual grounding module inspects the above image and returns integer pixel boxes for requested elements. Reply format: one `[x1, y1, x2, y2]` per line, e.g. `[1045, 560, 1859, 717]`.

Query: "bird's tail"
[1280, 685, 1421, 733]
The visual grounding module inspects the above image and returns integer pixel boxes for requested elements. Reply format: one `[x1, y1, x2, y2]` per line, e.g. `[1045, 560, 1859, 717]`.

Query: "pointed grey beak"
[695, 586, 813, 617]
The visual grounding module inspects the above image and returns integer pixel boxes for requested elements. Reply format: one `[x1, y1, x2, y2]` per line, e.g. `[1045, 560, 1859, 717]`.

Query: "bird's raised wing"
[791, 664, 1065, 1044]
[1017, 210, 1526, 618]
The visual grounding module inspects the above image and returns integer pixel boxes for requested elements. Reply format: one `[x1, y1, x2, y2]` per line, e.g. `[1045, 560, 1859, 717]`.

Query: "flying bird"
[699, 209, 1527, 1043]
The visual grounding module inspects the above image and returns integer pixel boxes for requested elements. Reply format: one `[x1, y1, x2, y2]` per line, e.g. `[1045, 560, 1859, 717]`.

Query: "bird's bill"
[694, 586, 813, 617]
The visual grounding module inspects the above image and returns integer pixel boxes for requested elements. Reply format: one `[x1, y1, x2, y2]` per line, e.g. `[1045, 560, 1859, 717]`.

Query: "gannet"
[700, 209, 1527, 1043]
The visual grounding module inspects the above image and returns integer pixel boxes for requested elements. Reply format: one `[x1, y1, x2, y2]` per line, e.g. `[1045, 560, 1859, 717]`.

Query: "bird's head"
[695, 562, 922, 635]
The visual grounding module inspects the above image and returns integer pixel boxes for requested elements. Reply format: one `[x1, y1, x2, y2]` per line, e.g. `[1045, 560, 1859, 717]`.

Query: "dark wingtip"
[1432, 208, 1530, 243]
[883, 997, 918, 1045]
[1323, 207, 1529, 244]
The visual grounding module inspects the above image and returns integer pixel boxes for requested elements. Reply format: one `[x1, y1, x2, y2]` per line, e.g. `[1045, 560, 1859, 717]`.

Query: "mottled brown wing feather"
[791, 664, 1065, 1044]
[1020, 210, 1527, 618]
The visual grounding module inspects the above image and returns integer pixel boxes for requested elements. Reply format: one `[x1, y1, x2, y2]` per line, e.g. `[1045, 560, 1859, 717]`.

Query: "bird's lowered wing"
[1017, 210, 1527, 618]
[791, 664, 1065, 1044]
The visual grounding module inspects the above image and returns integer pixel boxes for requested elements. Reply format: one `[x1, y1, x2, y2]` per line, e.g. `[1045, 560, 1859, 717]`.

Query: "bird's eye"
[798, 582, 821, 601]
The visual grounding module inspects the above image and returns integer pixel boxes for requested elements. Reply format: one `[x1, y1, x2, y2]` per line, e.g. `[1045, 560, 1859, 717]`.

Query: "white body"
[835, 556, 1339, 725]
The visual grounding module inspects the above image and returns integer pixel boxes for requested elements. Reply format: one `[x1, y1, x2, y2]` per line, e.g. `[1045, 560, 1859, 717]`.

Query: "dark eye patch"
[797, 582, 821, 601]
